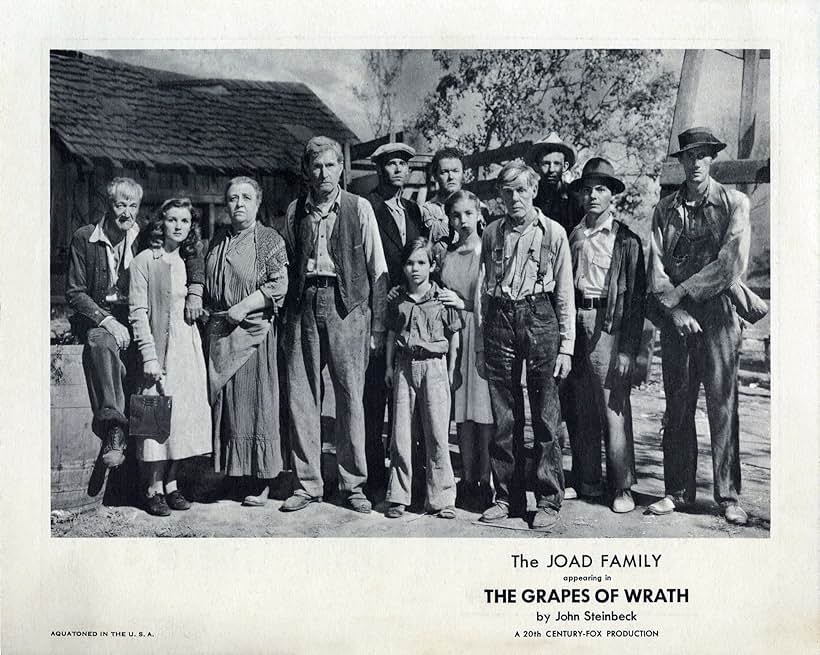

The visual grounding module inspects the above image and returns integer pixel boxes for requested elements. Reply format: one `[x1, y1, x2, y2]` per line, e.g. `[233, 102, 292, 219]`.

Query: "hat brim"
[568, 174, 625, 195]
[669, 141, 727, 158]
[528, 143, 576, 169]
[370, 149, 415, 163]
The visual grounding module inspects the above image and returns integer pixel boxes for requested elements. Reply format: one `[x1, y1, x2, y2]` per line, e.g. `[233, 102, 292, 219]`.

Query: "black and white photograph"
[1, 2, 817, 653]
[48, 48, 771, 538]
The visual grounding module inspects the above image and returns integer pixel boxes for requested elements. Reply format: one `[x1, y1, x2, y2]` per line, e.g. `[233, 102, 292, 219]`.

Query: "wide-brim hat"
[528, 131, 576, 168]
[669, 127, 727, 158]
[568, 157, 625, 195]
[370, 142, 416, 164]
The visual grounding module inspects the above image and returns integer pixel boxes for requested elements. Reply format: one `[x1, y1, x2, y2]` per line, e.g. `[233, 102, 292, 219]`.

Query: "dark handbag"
[129, 380, 172, 439]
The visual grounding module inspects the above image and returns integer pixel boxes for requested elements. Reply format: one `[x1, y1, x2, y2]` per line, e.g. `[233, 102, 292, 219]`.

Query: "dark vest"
[291, 189, 370, 317]
[367, 192, 426, 288]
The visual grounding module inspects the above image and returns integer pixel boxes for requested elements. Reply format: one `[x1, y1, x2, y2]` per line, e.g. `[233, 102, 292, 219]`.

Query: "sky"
[89, 49, 689, 143]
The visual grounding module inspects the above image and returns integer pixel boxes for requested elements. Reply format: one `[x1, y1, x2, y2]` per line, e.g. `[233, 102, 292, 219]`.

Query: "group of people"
[65, 124, 754, 528]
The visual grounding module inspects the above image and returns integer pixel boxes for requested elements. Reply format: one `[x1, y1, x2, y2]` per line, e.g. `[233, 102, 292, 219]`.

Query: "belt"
[398, 346, 445, 361]
[489, 292, 552, 311]
[576, 294, 607, 310]
[305, 276, 337, 288]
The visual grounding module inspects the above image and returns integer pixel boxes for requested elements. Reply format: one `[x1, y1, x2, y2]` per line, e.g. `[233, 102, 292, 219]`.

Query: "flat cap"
[370, 142, 416, 162]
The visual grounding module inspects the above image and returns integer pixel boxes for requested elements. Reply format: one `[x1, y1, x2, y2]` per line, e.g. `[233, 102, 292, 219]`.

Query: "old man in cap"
[647, 127, 752, 526]
[529, 132, 585, 236]
[567, 158, 646, 514]
[364, 142, 429, 498]
[281, 136, 389, 514]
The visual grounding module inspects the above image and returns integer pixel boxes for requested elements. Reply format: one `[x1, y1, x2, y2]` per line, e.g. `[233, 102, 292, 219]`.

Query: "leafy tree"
[352, 50, 408, 138]
[414, 49, 678, 223]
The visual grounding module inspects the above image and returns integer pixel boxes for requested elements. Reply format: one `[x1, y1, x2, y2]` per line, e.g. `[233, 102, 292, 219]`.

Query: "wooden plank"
[143, 189, 226, 204]
[738, 49, 761, 160]
[659, 159, 770, 187]
[667, 50, 706, 156]
[349, 131, 405, 161]
[462, 141, 534, 169]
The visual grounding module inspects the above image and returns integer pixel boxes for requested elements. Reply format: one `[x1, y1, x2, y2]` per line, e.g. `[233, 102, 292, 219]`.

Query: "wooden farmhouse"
[50, 50, 358, 298]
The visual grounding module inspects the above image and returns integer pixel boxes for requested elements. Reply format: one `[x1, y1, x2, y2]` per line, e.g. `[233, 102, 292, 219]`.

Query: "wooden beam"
[659, 159, 770, 188]
[738, 49, 761, 160]
[462, 141, 534, 169]
[667, 50, 705, 156]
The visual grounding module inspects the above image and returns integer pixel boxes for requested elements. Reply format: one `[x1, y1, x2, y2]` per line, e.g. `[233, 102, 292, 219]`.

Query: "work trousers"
[660, 294, 742, 505]
[387, 354, 456, 511]
[82, 325, 137, 436]
[286, 285, 369, 499]
[569, 307, 636, 494]
[484, 295, 564, 513]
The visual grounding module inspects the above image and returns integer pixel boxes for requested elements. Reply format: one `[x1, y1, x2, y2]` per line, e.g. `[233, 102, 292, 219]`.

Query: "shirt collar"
[306, 185, 341, 214]
[672, 177, 720, 209]
[89, 215, 139, 249]
[402, 281, 441, 304]
[583, 211, 614, 235]
[504, 207, 549, 233]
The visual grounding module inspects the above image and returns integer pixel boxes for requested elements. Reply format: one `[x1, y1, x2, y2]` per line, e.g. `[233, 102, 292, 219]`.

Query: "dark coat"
[366, 192, 427, 288]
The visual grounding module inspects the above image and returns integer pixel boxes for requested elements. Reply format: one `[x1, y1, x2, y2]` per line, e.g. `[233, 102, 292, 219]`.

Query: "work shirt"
[387, 281, 463, 356]
[569, 211, 617, 298]
[480, 208, 575, 355]
[385, 194, 407, 245]
[88, 217, 139, 290]
[648, 178, 750, 302]
[284, 186, 389, 332]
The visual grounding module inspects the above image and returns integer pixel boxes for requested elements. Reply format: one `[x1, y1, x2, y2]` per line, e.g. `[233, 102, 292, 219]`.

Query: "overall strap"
[537, 216, 553, 280]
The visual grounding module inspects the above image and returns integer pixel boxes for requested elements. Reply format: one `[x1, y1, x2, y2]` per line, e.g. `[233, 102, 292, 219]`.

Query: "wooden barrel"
[51, 345, 106, 513]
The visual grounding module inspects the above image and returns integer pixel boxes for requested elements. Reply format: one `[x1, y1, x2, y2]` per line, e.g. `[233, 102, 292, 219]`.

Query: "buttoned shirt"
[88, 217, 139, 288]
[385, 194, 407, 245]
[387, 281, 463, 356]
[480, 208, 575, 355]
[284, 186, 389, 332]
[569, 211, 616, 298]
[648, 178, 750, 302]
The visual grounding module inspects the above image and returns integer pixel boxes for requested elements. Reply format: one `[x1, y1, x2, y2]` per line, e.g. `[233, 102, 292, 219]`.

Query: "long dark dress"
[205, 222, 288, 478]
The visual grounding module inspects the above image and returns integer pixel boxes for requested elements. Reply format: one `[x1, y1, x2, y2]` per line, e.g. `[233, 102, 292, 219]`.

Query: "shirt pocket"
[591, 251, 613, 274]
[423, 306, 446, 343]
[524, 251, 542, 288]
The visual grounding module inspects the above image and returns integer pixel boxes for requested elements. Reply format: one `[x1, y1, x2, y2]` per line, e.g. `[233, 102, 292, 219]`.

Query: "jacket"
[367, 192, 427, 288]
[128, 248, 176, 369]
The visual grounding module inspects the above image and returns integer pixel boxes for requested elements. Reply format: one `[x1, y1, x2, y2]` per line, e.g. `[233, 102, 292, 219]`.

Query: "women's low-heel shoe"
[166, 490, 191, 511]
[145, 493, 171, 517]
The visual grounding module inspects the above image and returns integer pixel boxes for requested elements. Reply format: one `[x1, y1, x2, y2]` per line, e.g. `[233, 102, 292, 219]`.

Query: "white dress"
[137, 250, 212, 462]
[441, 240, 494, 425]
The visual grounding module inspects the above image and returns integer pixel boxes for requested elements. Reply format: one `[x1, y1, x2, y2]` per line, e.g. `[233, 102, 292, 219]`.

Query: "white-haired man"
[476, 161, 575, 529]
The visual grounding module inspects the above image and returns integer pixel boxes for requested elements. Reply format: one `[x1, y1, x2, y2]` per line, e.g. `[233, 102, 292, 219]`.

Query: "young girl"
[129, 197, 212, 517]
[438, 190, 494, 511]
[384, 238, 463, 519]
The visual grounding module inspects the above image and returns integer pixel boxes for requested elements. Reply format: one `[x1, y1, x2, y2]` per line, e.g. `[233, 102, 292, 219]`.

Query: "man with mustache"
[646, 127, 751, 526]
[281, 136, 388, 514]
[66, 177, 204, 470]
[364, 143, 429, 499]
[476, 161, 575, 530]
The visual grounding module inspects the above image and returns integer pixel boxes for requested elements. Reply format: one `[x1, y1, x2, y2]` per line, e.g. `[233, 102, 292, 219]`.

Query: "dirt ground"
[52, 358, 771, 539]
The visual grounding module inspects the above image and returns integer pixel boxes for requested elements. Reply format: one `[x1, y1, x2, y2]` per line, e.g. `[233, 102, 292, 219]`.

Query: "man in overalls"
[476, 161, 575, 529]
[647, 127, 751, 526]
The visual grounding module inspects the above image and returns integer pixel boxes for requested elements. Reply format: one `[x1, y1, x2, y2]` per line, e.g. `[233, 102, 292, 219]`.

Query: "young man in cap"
[281, 136, 389, 514]
[476, 160, 575, 530]
[529, 132, 585, 236]
[66, 178, 204, 471]
[567, 158, 646, 513]
[364, 142, 429, 498]
[647, 127, 751, 526]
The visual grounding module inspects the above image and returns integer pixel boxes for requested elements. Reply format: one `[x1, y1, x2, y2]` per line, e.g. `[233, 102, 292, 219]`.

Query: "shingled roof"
[50, 51, 359, 175]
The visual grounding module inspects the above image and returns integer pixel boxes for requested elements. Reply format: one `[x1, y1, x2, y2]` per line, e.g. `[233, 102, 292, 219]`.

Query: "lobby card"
[0, 1, 817, 653]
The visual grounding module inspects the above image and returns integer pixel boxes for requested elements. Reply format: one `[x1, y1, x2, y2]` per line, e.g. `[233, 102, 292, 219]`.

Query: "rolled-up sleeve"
[359, 198, 389, 333]
[128, 255, 157, 363]
[552, 231, 576, 356]
[679, 190, 751, 301]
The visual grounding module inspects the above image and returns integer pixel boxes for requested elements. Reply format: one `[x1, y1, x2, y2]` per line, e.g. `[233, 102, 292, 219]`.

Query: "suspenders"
[491, 216, 553, 297]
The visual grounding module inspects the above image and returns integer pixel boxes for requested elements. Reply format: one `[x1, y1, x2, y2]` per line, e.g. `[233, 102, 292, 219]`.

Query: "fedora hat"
[370, 142, 416, 164]
[528, 132, 576, 168]
[568, 157, 625, 195]
[669, 127, 727, 158]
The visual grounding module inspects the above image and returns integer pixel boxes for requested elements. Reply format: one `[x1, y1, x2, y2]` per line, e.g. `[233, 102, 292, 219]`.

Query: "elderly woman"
[205, 177, 289, 506]
[129, 197, 212, 516]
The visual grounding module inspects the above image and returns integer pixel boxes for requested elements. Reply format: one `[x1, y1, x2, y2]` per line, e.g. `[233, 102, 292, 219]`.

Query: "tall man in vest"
[647, 127, 751, 526]
[281, 136, 389, 514]
[364, 142, 428, 497]
[476, 161, 575, 530]
[66, 177, 204, 470]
